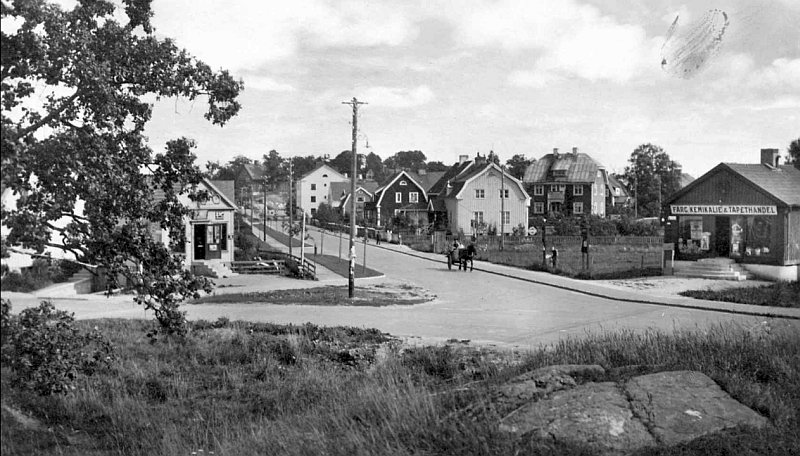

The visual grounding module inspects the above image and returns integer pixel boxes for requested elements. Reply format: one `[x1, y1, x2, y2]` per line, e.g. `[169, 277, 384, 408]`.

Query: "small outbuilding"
[665, 149, 800, 281]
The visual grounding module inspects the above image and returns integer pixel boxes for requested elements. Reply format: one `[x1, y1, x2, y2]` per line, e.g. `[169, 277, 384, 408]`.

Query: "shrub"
[0, 301, 116, 395]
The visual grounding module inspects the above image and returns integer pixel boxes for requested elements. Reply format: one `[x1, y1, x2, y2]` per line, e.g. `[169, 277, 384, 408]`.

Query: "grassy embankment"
[2, 318, 798, 455]
[680, 281, 800, 308]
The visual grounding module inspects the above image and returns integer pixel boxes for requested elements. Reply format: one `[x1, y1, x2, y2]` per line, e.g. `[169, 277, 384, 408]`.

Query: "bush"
[0, 301, 116, 395]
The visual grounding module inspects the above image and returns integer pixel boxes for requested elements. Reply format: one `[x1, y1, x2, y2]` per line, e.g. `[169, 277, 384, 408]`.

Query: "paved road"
[8, 226, 797, 348]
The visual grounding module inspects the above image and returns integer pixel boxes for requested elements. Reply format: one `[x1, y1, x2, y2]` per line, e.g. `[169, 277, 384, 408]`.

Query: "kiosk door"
[194, 224, 206, 260]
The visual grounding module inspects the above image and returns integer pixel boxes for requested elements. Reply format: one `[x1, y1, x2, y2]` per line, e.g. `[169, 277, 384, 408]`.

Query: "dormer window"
[400, 180, 407, 186]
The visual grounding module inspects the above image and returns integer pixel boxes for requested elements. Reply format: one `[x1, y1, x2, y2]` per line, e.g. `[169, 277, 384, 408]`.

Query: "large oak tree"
[1, 0, 242, 334]
[621, 144, 682, 219]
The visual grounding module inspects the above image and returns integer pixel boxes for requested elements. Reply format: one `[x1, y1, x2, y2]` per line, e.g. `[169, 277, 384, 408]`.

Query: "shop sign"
[670, 205, 777, 215]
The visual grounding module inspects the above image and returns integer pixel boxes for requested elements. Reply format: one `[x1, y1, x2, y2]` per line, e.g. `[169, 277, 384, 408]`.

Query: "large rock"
[625, 370, 769, 445]
[492, 364, 605, 416]
[495, 367, 769, 454]
[500, 382, 656, 454]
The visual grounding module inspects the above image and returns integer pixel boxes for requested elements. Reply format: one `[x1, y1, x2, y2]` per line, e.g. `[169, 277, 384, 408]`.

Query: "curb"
[369, 242, 800, 321]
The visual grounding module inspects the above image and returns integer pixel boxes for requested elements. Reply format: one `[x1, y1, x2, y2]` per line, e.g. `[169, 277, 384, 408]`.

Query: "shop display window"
[677, 216, 704, 254]
[744, 216, 774, 258]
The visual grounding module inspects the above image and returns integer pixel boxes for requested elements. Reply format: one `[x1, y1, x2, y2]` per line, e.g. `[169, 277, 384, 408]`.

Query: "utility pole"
[288, 158, 293, 257]
[262, 178, 267, 242]
[342, 97, 366, 298]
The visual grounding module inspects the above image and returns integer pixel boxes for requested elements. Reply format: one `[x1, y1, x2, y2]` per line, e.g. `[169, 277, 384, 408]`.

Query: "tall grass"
[2, 319, 798, 455]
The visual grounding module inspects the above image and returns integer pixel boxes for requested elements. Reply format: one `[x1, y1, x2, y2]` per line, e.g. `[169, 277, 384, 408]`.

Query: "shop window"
[745, 216, 774, 258]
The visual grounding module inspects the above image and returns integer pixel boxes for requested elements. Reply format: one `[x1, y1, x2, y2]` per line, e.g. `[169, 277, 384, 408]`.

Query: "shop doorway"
[714, 216, 730, 257]
[194, 224, 206, 260]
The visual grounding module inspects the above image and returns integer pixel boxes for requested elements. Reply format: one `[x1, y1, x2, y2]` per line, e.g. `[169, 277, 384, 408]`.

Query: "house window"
[502, 211, 510, 224]
[311, 183, 316, 190]
[400, 180, 407, 186]
[573, 202, 584, 214]
[409, 192, 419, 203]
[475, 189, 485, 199]
[322, 174, 328, 178]
[499, 189, 509, 199]
[473, 211, 484, 224]
[311, 196, 316, 203]
[533, 185, 544, 196]
[550, 184, 566, 192]
[357, 196, 364, 203]
[310, 208, 317, 216]
[533, 202, 544, 214]
[573, 185, 583, 196]
[395, 192, 402, 203]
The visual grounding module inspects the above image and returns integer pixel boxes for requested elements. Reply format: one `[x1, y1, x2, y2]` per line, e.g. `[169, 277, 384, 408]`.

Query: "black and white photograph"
[2, 0, 799, 454]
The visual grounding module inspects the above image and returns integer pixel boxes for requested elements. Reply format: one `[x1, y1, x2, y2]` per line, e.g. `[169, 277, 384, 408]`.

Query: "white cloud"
[508, 69, 562, 88]
[359, 86, 435, 108]
[151, 0, 417, 72]
[446, 0, 654, 83]
[244, 76, 296, 92]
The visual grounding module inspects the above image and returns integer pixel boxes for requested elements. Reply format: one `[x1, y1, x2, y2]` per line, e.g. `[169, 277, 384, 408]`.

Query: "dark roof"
[723, 164, 800, 206]
[667, 163, 800, 207]
[210, 180, 235, 204]
[523, 152, 603, 183]
[407, 171, 446, 192]
[428, 160, 475, 195]
[241, 163, 265, 180]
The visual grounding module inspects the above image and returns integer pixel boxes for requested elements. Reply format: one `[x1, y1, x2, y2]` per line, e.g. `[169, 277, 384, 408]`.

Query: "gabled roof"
[523, 152, 603, 183]
[300, 162, 347, 181]
[668, 163, 800, 207]
[374, 170, 427, 206]
[240, 163, 265, 180]
[606, 174, 630, 196]
[407, 171, 446, 192]
[153, 178, 237, 209]
[428, 160, 475, 195]
[210, 180, 235, 204]
[446, 162, 530, 200]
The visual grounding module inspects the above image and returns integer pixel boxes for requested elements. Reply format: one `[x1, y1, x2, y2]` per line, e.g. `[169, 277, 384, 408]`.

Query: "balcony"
[547, 191, 565, 202]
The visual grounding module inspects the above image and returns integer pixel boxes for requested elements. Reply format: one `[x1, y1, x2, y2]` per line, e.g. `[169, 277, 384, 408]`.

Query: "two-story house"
[365, 170, 429, 227]
[523, 147, 607, 217]
[605, 173, 632, 209]
[430, 157, 530, 235]
[296, 162, 348, 217]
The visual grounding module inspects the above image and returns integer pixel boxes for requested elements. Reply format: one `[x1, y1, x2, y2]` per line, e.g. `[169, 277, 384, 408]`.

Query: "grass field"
[680, 281, 800, 308]
[2, 318, 798, 456]
[192, 284, 433, 306]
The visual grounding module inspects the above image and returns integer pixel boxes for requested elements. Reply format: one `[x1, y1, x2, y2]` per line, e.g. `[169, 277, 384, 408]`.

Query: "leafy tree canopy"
[505, 154, 533, 179]
[621, 144, 682, 219]
[1, 0, 242, 334]
[384, 150, 426, 171]
[206, 155, 254, 181]
[426, 161, 448, 172]
[788, 137, 800, 170]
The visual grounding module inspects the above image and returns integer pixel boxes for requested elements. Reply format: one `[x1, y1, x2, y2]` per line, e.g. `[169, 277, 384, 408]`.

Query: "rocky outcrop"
[493, 367, 768, 455]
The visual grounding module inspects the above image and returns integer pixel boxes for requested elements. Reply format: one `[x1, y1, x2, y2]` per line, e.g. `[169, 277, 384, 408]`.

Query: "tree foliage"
[425, 161, 448, 172]
[505, 154, 534, 180]
[788, 137, 800, 170]
[206, 155, 254, 181]
[1, 0, 242, 334]
[384, 150, 427, 171]
[620, 144, 682, 218]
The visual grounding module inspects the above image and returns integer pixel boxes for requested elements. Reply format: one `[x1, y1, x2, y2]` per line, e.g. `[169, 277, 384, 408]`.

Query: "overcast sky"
[141, 0, 799, 178]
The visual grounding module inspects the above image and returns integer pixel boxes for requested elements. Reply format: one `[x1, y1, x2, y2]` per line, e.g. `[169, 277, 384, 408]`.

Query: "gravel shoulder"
[590, 276, 774, 298]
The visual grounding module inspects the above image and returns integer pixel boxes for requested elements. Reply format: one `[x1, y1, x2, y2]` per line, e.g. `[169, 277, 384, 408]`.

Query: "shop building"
[665, 149, 800, 281]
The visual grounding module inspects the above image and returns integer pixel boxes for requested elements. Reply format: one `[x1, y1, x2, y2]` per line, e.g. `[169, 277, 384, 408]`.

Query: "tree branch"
[12, 90, 81, 141]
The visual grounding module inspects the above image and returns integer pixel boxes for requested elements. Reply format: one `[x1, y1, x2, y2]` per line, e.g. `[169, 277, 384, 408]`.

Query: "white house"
[296, 162, 348, 217]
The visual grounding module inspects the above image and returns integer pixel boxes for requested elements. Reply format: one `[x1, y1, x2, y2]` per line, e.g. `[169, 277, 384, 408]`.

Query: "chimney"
[459, 154, 469, 164]
[572, 147, 578, 155]
[760, 148, 780, 167]
[553, 147, 559, 158]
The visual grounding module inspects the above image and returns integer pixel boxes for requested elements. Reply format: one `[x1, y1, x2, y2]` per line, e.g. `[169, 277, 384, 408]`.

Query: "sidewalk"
[327, 228, 800, 320]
